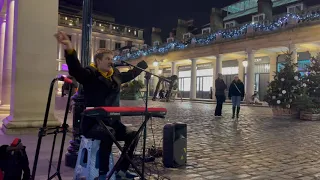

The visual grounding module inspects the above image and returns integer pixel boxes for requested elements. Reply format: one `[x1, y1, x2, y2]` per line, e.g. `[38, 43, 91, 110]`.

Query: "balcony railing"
[114, 11, 320, 61]
[58, 13, 144, 40]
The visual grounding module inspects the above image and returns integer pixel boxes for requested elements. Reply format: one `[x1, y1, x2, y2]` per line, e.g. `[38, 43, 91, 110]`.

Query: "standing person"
[228, 75, 245, 119]
[55, 31, 148, 179]
[214, 73, 227, 117]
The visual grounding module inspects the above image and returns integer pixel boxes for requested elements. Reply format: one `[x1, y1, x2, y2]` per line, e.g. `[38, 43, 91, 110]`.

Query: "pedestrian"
[214, 73, 227, 117]
[228, 75, 245, 119]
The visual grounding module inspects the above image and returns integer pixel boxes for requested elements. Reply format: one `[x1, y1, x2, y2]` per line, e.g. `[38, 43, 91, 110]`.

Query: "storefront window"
[222, 67, 238, 75]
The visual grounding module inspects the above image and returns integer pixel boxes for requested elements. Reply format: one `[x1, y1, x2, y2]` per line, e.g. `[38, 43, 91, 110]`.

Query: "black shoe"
[236, 107, 240, 119]
[232, 106, 236, 119]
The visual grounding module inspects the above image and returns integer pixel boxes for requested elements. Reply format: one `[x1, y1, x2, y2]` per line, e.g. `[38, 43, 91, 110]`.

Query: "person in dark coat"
[228, 75, 245, 119]
[55, 31, 148, 179]
[214, 73, 227, 117]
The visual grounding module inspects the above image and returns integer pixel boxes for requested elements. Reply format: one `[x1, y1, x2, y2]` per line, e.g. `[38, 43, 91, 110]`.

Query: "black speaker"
[162, 123, 187, 168]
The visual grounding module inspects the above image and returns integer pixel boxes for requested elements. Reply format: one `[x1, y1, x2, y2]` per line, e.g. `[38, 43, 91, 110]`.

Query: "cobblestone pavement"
[2, 100, 320, 180]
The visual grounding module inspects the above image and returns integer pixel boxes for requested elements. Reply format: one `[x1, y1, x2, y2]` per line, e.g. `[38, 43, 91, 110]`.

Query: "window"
[252, 13, 265, 23]
[202, 27, 211, 34]
[126, 41, 133, 46]
[115, 42, 121, 49]
[99, 40, 106, 48]
[224, 21, 236, 29]
[167, 37, 174, 43]
[183, 33, 191, 39]
[67, 35, 72, 41]
[287, 3, 303, 14]
[153, 41, 160, 46]
[222, 67, 239, 75]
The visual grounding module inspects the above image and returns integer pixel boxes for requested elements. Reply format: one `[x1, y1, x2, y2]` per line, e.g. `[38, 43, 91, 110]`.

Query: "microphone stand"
[120, 60, 171, 179]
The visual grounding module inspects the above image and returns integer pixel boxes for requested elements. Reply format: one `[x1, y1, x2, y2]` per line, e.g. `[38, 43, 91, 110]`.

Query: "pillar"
[91, 36, 96, 61]
[269, 54, 277, 82]
[77, 34, 81, 58]
[238, 59, 244, 81]
[1, 0, 15, 106]
[153, 66, 159, 92]
[2, 0, 60, 134]
[190, 59, 197, 100]
[289, 43, 298, 64]
[58, 44, 63, 60]
[171, 61, 177, 75]
[246, 49, 255, 102]
[211, 59, 216, 100]
[216, 54, 222, 74]
[0, 15, 6, 104]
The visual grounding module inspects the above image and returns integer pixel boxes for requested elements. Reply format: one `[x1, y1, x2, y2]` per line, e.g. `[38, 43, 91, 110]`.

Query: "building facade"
[121, 0, 320, 101]
[55, 3, 145, 95]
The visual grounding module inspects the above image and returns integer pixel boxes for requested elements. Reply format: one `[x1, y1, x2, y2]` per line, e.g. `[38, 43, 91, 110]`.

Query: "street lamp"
[65, 0, 93, 168]
[242, 60, 248, 68]
[153, 61, 159, 67]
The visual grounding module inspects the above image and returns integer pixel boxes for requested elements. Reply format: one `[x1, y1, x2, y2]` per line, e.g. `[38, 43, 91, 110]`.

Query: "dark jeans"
[215, 95, 225, 116]
[83, 118, 138, 174]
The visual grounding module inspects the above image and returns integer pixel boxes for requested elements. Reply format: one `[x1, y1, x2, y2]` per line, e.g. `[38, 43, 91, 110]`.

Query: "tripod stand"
[118, 60, 172, 180]
[31, 76, 73, 180]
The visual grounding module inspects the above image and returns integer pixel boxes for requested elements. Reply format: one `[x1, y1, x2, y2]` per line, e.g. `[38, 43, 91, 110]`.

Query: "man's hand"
[54, 31, 73, 50]
[137, 60, 148, 69]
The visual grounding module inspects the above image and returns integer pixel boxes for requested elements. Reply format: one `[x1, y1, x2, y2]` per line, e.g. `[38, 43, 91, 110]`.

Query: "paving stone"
[4, 100, 320, 179]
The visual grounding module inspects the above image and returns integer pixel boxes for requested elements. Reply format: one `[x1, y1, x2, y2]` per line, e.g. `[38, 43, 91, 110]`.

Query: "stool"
[73, 136, 116, 180]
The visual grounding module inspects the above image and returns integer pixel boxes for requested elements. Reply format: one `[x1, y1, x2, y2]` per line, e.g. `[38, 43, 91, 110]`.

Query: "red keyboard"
[83, 106, 167, 118]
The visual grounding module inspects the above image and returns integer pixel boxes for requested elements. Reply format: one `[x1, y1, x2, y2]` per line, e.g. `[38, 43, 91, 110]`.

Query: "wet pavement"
[2, 99, 320, 180]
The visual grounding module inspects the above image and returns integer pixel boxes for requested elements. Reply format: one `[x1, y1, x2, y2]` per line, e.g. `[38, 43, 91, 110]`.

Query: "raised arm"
[120, 60, 148, 84]
[55, 31, 92, 84]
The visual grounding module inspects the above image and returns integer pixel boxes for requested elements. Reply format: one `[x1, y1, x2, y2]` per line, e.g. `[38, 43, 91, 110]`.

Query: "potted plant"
[264, 52, 303, 118]
[120, 80, 145, 100]
[294, 94, 320, 121]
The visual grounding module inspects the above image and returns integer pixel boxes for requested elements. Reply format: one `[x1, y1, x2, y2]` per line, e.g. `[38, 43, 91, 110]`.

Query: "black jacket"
[65, 50, 147, 107]
[228, 80, 245, 98]
[215, 78, 227, 96]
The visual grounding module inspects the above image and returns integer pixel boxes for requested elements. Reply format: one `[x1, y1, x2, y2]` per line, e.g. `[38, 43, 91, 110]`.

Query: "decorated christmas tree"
[295, 53, 320, 113]
[265, 52, 302, 109]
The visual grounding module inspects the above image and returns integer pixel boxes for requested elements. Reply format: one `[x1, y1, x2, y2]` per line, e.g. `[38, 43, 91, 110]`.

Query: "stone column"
[211, 59, 216, 100]
[91, 36, 96, 62]
[2, 0, 60, 134]
[190, 59, 197, 100]
[1, 0, 15, 106]
[269, 54, 277, 82]
[238, 59, 244, 81]
[0, 15, 6, 104]
[58, 44, 64, 60]
[153, 66, 159, 92]
[289, 43, 298, 64]
[77, 34, 81, 58]
[171, 61, 177, 75]
[216, 54, 222, 74]
[246, 49, 255, 102]
[109, 39, 113, 50]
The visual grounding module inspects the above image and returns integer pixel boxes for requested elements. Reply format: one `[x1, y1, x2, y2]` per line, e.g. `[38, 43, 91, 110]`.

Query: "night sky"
[62, 0, 238, 44]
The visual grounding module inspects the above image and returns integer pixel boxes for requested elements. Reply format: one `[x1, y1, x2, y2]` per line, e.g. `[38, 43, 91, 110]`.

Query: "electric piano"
[83, 106, 167, 118]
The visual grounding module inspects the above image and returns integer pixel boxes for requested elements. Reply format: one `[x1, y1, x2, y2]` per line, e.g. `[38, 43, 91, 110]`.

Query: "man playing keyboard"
[55, 31, 148, 179]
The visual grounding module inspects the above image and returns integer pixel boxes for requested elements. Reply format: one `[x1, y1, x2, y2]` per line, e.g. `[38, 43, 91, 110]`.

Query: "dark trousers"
[84, 119, 138, 174]
[215, 95, 225, 116]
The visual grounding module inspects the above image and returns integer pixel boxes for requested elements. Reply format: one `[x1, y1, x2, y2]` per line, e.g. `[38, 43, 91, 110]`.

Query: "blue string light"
[114, 13, 320, 61]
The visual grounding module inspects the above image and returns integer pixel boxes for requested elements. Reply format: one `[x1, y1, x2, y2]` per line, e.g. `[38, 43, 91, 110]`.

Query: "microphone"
[57, 75, 73, 84]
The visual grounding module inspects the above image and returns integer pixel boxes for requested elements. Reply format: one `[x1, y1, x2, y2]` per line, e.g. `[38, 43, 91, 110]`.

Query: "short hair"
[93, 48, 114, 65]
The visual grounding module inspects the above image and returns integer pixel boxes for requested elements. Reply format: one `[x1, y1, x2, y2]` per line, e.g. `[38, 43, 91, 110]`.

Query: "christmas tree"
[265, 52, 302, 109]
[295, 53, 320, 113]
